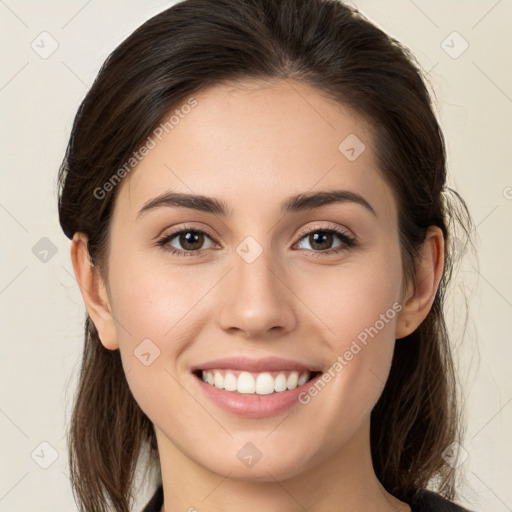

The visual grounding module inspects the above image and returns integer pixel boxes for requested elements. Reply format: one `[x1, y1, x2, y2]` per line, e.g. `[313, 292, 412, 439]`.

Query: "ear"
[395, 226, 445, 339]
[70, 232, 119, 350]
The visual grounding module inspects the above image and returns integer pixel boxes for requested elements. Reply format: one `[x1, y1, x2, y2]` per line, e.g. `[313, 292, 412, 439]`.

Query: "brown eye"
[175, 231, 206, 251]
[306, 232, 335, 251]
[295, 227, 356, 254]
[157, 227, 217, 257]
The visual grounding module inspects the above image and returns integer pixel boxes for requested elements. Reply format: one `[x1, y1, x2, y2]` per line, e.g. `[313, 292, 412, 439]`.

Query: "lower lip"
[193, 372, 322, 418]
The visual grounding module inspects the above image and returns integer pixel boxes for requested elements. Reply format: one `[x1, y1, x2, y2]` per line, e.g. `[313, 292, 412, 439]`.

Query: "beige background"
[0, 1, 511, 511]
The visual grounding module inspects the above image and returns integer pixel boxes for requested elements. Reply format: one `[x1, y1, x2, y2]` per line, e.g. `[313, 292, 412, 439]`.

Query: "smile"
[190, 356, 323, 417]
[197, 369, 319, 395]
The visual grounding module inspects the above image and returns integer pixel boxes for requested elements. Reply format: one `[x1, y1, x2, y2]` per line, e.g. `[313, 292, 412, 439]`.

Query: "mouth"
[192, 368, 321, 395]
[190, 356, 324, 417]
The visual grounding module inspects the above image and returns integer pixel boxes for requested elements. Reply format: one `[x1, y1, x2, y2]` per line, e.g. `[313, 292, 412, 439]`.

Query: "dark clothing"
[410, 488, 473, 511]
[141, 484, 163, 512]
[141, 484, 473, 511]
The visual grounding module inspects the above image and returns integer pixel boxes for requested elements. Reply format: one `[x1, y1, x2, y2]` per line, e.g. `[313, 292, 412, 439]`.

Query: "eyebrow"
[136, 189, 377, 219]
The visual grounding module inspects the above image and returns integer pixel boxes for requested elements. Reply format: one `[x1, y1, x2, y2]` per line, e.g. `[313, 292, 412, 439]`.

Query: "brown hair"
[57, 0, 473, 510]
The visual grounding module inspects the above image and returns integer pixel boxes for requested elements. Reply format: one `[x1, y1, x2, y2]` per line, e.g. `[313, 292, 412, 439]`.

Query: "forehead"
[116, 79, 396, 223]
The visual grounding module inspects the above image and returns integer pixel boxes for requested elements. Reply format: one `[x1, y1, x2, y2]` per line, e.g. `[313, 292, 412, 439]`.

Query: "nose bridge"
[217, 237, 297, 336]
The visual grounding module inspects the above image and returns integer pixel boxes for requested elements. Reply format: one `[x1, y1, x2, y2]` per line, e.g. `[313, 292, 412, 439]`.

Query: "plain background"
[0, 1, 511, 511]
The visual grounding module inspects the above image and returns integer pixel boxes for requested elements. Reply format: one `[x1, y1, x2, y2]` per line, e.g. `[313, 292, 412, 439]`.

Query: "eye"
[156, 225, 218, 257]
[294, 226, 357, 256]
[156, 224, 357, 258]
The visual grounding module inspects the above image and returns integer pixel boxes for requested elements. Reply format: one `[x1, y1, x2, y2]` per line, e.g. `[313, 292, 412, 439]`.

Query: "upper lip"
[191, 356, 321, 373]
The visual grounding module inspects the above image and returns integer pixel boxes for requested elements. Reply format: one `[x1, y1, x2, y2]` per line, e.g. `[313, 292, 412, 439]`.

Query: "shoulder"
[409, 488, 474, 512]
[141, 484, 164, 512]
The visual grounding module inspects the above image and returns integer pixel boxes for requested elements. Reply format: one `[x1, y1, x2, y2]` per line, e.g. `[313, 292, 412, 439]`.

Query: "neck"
[155, 420, 410, 512]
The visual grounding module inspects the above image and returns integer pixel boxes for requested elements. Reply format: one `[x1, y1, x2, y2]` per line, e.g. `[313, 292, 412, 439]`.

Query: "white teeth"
[297, 372, 309, 386]
[274, 372, 288, 392]
[286, 371, 298, 390]
[200, 369, 313, 394]
[223, 372, 237, 391]
[214, 372, 224, 389]
[255, 372, 275, 395]
[237, 371, 255, 394]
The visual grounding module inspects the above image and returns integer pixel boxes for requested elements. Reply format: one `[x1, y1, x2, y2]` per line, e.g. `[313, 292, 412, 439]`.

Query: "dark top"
[141, 484, 473, 512]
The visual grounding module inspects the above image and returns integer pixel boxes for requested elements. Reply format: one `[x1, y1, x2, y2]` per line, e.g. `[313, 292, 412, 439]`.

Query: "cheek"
[107, 250, 210, 343]
[106, 254, 221, 415]
[292, 246, 403, 415]
[293, 246, 403, 348]
[107, 259, 209, 429]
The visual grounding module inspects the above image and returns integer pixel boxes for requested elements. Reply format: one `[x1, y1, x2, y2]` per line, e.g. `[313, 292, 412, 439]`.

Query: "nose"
[217, 248, 298, 339]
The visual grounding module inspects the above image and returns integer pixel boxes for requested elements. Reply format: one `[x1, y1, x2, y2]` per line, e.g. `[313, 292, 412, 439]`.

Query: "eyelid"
[294, 222, 355, 241]
[158, 223, 219, 243]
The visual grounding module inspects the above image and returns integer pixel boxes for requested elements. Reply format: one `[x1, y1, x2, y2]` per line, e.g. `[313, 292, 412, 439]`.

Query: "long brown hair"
[57, 0, 473, 510]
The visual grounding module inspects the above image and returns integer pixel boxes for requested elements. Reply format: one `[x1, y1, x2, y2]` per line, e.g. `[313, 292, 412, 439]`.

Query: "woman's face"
[101, 79, 407, 481]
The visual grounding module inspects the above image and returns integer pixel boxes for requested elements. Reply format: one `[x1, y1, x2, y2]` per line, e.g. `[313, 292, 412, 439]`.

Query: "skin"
[71, 79, 444, 512]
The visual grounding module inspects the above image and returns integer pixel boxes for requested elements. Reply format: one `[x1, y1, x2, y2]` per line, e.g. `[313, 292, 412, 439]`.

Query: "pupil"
[310, 232, 332, 250]
[181, 231, 203, 250]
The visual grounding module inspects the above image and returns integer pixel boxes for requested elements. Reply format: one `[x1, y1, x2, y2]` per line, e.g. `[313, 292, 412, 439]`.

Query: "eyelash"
[156, 224, 357, 258]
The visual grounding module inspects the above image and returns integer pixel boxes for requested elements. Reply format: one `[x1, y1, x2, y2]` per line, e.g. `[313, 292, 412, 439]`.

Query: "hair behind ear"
[67, 315, 157, 512]
[371, 296, 461, 502]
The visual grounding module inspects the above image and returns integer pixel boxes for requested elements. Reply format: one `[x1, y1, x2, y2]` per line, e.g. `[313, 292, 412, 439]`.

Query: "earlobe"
[70, 232, 119, 350]
[395, 226, 445, 340]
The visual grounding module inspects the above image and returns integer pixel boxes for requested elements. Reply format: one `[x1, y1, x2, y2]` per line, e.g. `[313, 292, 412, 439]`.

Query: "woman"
[57, 0, 475, 510]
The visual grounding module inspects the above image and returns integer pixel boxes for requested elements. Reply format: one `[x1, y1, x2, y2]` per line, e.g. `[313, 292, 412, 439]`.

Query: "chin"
[195, 440, 321, 483]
